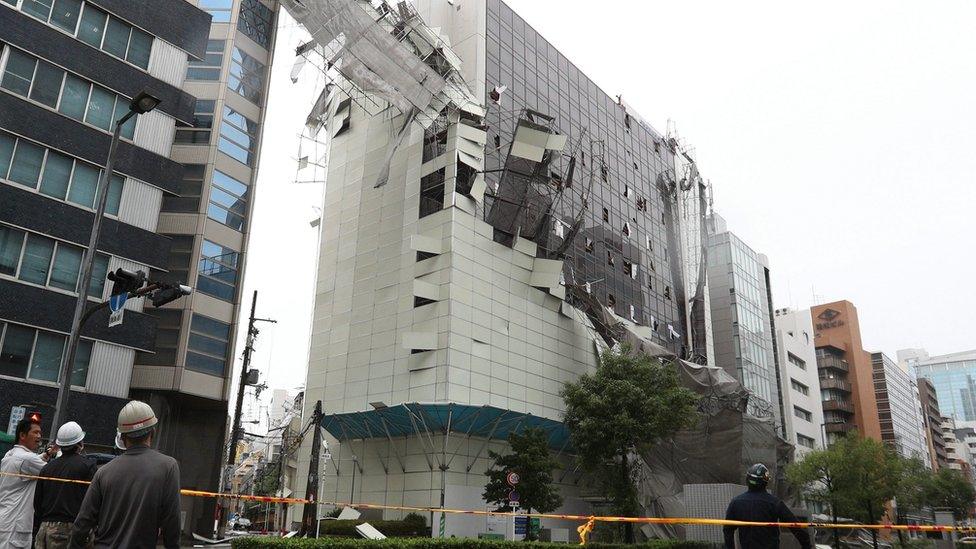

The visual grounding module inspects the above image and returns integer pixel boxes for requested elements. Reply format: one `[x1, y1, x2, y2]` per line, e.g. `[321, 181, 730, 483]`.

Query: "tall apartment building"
[917, 377, 949, 470]
[903, 348, 976, 424]
[773, 308, 824, 455]
[810, 300, 881, 444]
[706, 213, 780, 425]
[871, 352, 928, 461]
[0, 0, 208, 447]
[130, 0, 279, 536]
[283, 0, 703, 536]
[942, 416, 974, 481]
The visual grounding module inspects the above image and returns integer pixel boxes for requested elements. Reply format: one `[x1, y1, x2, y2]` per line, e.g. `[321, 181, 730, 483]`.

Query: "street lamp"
[50, 90, 162, 433]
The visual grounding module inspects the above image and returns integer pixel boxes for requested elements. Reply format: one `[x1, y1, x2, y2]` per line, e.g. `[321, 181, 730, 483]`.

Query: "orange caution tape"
[5, 470, 975, 539]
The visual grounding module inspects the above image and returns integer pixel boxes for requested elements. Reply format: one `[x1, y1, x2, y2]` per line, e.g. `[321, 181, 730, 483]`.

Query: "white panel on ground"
[355, 523, 386, 540]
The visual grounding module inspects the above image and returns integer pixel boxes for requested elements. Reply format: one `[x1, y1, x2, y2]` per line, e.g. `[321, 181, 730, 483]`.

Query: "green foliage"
[230, 536, 711, 549]
[561, 348, 699, 541]
[894, 457, 931, 516]
[483, 427, 563, 521]
[926, 467, 975, 520]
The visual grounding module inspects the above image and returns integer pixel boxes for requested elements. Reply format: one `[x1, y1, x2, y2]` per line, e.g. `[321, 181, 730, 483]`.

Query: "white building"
[773, 308, 824, 455]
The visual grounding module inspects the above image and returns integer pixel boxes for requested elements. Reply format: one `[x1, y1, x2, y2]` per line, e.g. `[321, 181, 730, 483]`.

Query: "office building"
[810, 301, 881, 444]
[942, 416, 974, 481]
[282, 0, 705, 536]
[130, 0, 279, 535]
[917, 377, 949, 470]
[903, 348, 976, 424]
[773, 308, 824, 455]
[0, 0, 208, 449]
[707, 213, 780, 424]
[871, 352, 928, 461]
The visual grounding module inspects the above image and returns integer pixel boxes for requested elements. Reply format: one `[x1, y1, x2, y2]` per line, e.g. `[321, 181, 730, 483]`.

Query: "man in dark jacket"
[33, 421, 96, 548]
[70, 401, 180, 549]
[724, 463, 812, 549]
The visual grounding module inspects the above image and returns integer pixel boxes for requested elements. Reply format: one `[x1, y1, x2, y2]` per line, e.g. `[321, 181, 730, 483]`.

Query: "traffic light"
[107, 268, 146, 297]
[150, 284, 192, 307]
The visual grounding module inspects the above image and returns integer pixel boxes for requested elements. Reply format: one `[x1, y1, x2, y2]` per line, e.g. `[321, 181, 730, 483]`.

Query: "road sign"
[7, 406, 24, 435]
[108, 293, 127, 327]
[506, 471, 520, 486]
[507, 490, 520, 503]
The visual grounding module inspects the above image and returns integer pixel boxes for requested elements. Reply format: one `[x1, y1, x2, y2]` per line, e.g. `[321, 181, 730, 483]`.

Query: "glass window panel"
[1, 49, 37, 97]
[88, 253, 108, 297]
[76, 4, 107, 48]
[105, 174, 124, 215]
[218, 137, 250, 165]
[38, 150, 73, 200]
[21, 0, 54, 21]
[102, 16, 131, 59]
[67, 162, 99, 208]
[19, 234, 55, 285]
[212, 170, 247, 196]
[28, 332, 64, 382]
[58, 74, 90, 120]
[0, 324, 34, 378]
[85, 86, 115, 130]
[209, 186, 246, 213]
[70, 339, 92, 386]
[207, 204, 245, 231]
[49, 243, 82, 291]
[187, 67, 221, 80]
[191, 314, 230, 340]
[113, 98, 136, 140]
[0, 226, 24, 276]
[49, 0, 83, 33]
[185, 351, 225, 376]
[188, 333, 227, 357]
[0, 132, 14, 179]
[28, 60, 65, 108]
[220, 123, 253, 149]
[237, 0, 274, 49]
[126, 27, 153, 69]
[196, 275, 235, 301]
[201, 240, 238, 268]
[9, 140, 45, 188]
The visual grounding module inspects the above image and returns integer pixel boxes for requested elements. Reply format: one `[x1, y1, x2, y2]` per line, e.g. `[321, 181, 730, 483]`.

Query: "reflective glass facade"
[872, 352, 928, 460]
[915, 354, 976, 422]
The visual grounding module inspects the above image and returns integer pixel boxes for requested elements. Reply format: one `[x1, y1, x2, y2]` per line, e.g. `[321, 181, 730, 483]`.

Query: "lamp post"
[50, 91, 162, 433]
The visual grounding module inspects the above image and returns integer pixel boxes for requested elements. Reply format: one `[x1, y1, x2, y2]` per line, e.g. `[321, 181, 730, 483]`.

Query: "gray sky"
[236, 1, 976, 412]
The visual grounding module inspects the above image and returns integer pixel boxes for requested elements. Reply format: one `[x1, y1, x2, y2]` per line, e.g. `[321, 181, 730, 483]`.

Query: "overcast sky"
[234, 1, 976, 418]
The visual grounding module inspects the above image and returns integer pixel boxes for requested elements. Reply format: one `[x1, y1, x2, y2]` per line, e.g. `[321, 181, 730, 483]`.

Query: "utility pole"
[300, 400, 324, 536]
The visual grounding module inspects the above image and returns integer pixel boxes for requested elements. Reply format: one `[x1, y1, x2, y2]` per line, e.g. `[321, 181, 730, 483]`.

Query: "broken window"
[419, 168, 446, 218]
[581, 151, 585, 166]
[630, 304, 636, 321]
[630, 262, 638, 279]
[637, 196, 647, 211]
[647, 274, 653, 289]
[600, 164, 609, 183]
[624, 186, 632, 198]
[607, 293, 616, 308]
[414, 296, 436, 308]
[645, 235, 652, 250]
[584, 237, 594, 253]
[633, 161, 639, 171]
[494, 135, 501, 149]
[664, 286, 672, 300]
[602, 208, 609, 222]
[456, 157, 476, 196]
[422, 126, 448, 163]
[607, 251, 614, 266]
[654, 140, 661, 153]
[624, 114, 631, 130]
[416, 251, 437, 262]
[622, 222, 631, 237]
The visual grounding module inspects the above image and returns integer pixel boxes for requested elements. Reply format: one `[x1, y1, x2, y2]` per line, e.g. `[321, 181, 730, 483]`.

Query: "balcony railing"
[822, 399, 854, 413]
[825, 422, 855, 434]
[817, 355, 850, 373]
[819, 378, 852, 392]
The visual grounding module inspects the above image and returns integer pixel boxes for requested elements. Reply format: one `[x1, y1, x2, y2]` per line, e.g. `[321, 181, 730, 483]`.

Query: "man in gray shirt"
[70, 401, 181, 549]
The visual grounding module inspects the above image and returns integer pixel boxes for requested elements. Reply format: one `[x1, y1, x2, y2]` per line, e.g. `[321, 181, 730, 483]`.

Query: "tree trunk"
[622, 453, 634, 544]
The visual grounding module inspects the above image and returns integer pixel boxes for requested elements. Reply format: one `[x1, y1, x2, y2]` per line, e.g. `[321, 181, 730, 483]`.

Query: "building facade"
[0, 0, 209, 450]
[904, 348, 976, 424]
[706, 213, 780, 424]
[130, 0, 279, 536]
[871, 352, 928, 461]
[917, 377, 949, 470]
[284, 0, 705, 536]
[773, 308, 824, 455]
[942, 416, 974, 481]
[810, 301, 881, 444]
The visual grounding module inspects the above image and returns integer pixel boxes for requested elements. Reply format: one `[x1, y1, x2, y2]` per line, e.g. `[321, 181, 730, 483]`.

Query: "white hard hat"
[56, 421, 85, 447]
[117, 400, 158, 435]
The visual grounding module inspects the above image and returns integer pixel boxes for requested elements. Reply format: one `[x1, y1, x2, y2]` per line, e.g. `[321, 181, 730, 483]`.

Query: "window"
[0, 225, 109, 295]
[174, 100, 215, 144]
[162, 164, 205, 212]
[0, 322, 92, 386]
[155, 234, 193, 286]
[186, 314, 230, 376]
[0, 47, 135, 138]
[74, 4, 153, 69]
[790, 378, 809, 396]
[788, 352, 806, 370]
[200, 0, 234, 23]
[219, 107, 259, 166]
[0, 131, 124, 214]
[197, 239, 239, 301]
[237, 0, 274, 49]
[797, 434, 815, 449]
[228, 46, 266, 103]
[187, 40, 225, 81]
[208, 170, 248, 231]
[419, 168, 445, 218]
[135, 309, 182, 366]
[793, 406, 812, 422]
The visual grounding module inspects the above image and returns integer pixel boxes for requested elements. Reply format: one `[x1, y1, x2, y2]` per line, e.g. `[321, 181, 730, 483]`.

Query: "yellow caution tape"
[577, 516, 596, 545]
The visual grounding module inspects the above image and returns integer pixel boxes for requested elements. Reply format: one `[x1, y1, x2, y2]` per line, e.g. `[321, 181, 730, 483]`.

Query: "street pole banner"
[7, 406, 24, 435]
[108, 293, 127, 327]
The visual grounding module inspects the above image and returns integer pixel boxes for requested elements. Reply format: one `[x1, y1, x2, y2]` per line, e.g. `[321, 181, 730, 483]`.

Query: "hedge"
[314, 519, 429, 538]
[230, 537, 713, 549]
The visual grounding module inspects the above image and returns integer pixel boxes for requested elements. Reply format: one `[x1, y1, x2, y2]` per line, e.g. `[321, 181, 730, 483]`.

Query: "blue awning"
[321, 402, 571, 450]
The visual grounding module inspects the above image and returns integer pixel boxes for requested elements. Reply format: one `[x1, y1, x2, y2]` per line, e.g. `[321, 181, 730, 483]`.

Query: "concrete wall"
[774, 309, 824, 456]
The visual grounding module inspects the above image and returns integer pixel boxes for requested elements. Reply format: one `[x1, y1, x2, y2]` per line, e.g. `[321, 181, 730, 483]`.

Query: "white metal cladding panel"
[106, 257, 148, 312]
[118, 178, 162, 232]
[86, 341, 135, 398]
[133, 111, 176, 156]
[147, 40, 187, 87]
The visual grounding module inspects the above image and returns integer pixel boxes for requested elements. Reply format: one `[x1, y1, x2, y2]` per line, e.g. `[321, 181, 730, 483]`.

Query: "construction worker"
[0, 418, 56, 548]
[723, 463, 812, 549]
[70, 401, 181, 549]
[33, 421, 96, 549]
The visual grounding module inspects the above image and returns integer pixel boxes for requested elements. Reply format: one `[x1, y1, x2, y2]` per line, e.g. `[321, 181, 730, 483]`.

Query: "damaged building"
[283, 0, 788, 539]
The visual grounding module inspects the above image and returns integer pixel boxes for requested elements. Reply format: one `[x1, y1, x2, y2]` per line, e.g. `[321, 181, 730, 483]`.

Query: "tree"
[893, 457, 933, 546]
[561, 348, 699, 543]
[484, 427, 563, 540]
[926, 467, 976, 521]
[788, 435, 902, 549]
